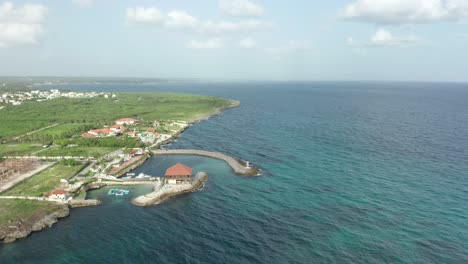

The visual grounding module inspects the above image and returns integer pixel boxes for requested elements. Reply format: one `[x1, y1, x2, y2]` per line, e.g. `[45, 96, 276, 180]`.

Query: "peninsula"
[0, 89, 258, 243]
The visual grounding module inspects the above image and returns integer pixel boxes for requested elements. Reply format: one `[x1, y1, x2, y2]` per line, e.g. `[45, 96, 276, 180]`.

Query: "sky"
[0, 0, 468, 82]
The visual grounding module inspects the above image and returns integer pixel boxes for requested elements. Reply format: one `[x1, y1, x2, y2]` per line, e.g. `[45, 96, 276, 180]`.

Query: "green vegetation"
[37, 146, 118, 158]
[0, 144, 42, 157]
[0, 92, 234, 159]
[1, 162, 85, 197]
[25, 123, 94, 142]
[0, 92, 233, 140]
[0, 199, 63, 226]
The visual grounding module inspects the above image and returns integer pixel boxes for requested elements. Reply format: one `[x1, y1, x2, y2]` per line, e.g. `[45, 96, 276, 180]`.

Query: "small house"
[115, 118, 138, 125]
[47, 189, 69, 200]
[165, 163, 193, 184]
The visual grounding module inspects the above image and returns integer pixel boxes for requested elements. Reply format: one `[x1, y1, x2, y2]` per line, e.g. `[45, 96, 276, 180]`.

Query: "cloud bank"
[219, 0, 264, 17]
[341, 0, 468, 24]
[126, 6, 268, 34]
[0, 2, 47, 47]
[369, 29, 421, 47]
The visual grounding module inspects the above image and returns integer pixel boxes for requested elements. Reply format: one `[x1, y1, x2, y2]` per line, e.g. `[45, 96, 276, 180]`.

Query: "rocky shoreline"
[1, 205, 70, 244]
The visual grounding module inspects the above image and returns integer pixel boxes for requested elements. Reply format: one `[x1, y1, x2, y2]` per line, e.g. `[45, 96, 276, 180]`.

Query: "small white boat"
[127, 173, 135, 176]
[135, 173, 151, 179]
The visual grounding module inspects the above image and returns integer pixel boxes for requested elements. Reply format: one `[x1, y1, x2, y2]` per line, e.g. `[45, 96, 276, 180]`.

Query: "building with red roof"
[81, 132, 97, 138]
[46, 189, 69, 200]
[115, 118, 138, 125]
[165, 163, 193, 184]
[87, 128, 116, 137]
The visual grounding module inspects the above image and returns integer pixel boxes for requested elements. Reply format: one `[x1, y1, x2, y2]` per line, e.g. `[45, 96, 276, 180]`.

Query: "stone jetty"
[153, 149, 260, 176]
[131, 172, 208, 206]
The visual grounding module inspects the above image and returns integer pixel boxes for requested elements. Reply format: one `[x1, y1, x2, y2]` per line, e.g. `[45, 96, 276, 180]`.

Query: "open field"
[0, 144, 43, 157]
[0, 199, 63, 226]
[1, 162, 85, 196]
[36, 146, 118, 158]
[0, 92, 234, 140]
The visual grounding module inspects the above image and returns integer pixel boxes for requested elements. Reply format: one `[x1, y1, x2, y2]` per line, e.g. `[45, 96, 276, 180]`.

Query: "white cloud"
[165, 10, 199, 30]
[72, 0, 93, 8]
[0, 2, 47, 47]
[187, 38, 224, 49]
[340, 0, 468, 24]
[126, 6, 268, 34]
[126, 7, 164, 24]
[239, 37, 256, 48]
[369, 29, 421, 47]
[219, 0, 264, 17]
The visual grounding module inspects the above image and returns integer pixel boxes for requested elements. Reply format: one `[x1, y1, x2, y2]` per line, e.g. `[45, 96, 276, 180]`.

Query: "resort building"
[110, 124, 125, 133]
[87, 128, 116, 137]
[115, 118, 138, 125]
[165, 163, 193, 184]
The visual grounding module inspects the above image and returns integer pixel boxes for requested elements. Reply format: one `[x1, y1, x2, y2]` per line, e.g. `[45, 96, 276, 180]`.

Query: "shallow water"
[1, 81, 467, 263]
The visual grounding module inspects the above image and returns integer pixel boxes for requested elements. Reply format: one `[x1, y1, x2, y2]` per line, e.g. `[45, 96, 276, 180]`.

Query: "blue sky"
[0, 0, 468, 81]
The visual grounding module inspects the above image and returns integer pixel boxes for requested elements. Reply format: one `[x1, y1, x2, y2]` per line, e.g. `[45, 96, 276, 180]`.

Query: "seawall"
[132, 172, 208, 206]
[152, 149, 260, 176]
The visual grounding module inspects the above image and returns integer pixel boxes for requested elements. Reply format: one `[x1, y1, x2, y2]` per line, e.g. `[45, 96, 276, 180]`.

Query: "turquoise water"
[1, 82, 467, 263]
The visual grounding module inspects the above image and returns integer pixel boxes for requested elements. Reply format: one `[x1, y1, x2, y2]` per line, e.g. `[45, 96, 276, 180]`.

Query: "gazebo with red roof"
[165, 163, 193, 184]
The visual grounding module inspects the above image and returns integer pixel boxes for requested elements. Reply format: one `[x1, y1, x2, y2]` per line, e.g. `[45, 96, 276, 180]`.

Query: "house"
[110, 124, 125, 133]
[147, 127, 155, 132]
[126, 131, 136, 137]
[115, 118, 138, 125]
[87, 128, 116, 137]
[165, 163, 192, 184]
[82, 132, 97, 138]
[47, 189, 69, 200]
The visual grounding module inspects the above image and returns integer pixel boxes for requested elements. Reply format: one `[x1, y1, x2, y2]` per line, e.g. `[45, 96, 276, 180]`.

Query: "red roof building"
[115, 118, 138, 125]
[82, 132, 97, 138]
[165, 163, 193, 184]
[46, 189, 69, 199]
[50, 189, 67, 195]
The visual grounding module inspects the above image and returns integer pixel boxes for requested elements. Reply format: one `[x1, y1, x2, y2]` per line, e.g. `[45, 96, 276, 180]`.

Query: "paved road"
[0, 195, 67, 204]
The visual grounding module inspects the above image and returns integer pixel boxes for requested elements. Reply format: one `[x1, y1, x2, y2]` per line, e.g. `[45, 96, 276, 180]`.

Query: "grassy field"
[0, 144, 43, 157]
[1, 162, 85, 196]
[36, 146, 117, 158]
[0, 92, 234, 140]
[0, 199, 64, 226]
[33, 123, 90, 137]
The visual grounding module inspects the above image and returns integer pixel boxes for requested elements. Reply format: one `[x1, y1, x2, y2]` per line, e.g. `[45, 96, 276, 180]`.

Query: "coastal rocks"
[2, 205, 69, 244]
[131, 172, 208, 206]
[69, 199, 101, 208]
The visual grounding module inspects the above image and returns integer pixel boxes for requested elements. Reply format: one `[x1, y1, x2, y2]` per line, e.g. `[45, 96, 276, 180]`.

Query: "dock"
[152, 149, 260, 176]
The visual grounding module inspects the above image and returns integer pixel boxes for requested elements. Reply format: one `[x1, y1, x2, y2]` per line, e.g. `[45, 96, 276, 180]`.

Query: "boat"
[135, 173, 151, 179]
[127, 172, 135, 176]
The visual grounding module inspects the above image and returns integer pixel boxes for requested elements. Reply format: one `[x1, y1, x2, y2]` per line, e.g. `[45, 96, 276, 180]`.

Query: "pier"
[153, 149, 260, 176]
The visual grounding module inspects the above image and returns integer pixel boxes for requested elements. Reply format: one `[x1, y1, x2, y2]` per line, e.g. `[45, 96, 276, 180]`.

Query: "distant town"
[0, 89, 116, 107]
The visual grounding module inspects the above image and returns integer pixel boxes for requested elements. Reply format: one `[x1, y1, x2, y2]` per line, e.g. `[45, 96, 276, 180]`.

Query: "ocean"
[1, 81, 467, 263]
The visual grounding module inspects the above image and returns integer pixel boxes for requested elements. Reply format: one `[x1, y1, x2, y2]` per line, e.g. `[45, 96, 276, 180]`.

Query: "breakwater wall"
[132, 172, 208, 206]
[152, 149, 260, 176]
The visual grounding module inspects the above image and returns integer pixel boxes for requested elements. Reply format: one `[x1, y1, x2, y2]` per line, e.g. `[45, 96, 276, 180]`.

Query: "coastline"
[0, 100, 249, 243]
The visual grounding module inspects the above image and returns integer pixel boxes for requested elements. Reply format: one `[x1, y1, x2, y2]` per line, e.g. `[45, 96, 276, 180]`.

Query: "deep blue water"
[1, 81, 468, 263]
